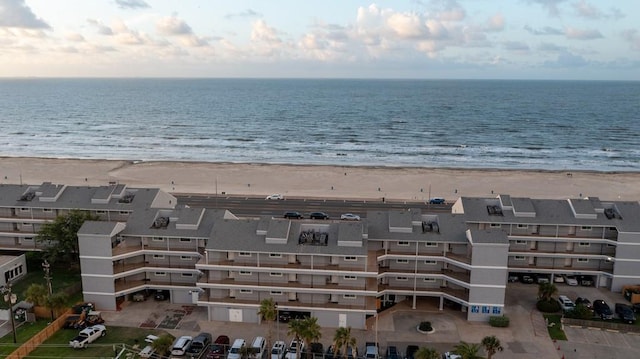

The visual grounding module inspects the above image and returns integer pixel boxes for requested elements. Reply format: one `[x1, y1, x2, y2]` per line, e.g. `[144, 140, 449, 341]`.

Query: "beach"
[2, 157, 639, 202]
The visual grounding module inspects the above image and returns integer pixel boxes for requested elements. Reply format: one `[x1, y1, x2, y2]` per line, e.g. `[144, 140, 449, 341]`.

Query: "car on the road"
[564, 275, 579, 286]
[266, 194, 284, 200]
[428, 197, 446, 204]
[207, 335, 230, 359]
[593, 299, 614, 320]
[340, 213, 361, 221]
[271, 341, 286, 359]
[615, 303, 636, 323]
[309, 212, 330, 220]
[283, 211, 303, 219]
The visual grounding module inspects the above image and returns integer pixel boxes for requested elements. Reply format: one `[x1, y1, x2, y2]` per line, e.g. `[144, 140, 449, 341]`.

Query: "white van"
[558, 295, 575, 312]
[228, 338, 246, 359]
[170, 335, 193, 356]
[251, 336, 266, 359]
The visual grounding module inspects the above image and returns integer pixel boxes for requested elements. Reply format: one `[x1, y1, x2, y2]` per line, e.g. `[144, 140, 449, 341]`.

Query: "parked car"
[284, 211, 303, 219]
[537, 275, 550, 284]
[557, 295, 576, 312]
[633, 303, 640, 314]
[69, 324, 107, 349]
[553, 275, 564, 283]
[579, 275, 594, 286]
[309, 212, 330, 220]
[228, 338, 246, 359]
[271, 341, 286, 359]
[171, 335, 194, 356]
[615, 303, 636, 323]
[521, 275, 534, 284]
[325, 344, 337, 359]
[285, 339, 305, 359]
[154, 289, 170, 301]
[404, 345, 419, 359]
[428, 197, 445, 204]
[593, 299, 614, 320]
[508, 273, 519, 283]
[187, 332, 212, 357]
[365, 342, 379, 359]
[385, 346, 400, 359]
[340, 213, 361, 221]
[139, 334, 159, 358]
[207, 335, 230, 359]
[266, 194, 284, 200]
[250, 336, 267, 359]
[564, 275, 579, 286]
[575, 297, 592, 309]
[307, 342, 324, 359]
[444, 353, 462, 359]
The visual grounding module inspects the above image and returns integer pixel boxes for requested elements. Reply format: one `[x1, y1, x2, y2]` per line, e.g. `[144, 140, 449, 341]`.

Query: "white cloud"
[526, 0, 568, 17]
[485, 13, 505, 32]
[386, 12, 425, 39]
[114, 0, 149, 10]
[621, 29, 640, 51]
[156, 16, 193, 36]
[65, 32, 85, 42]
[572, 0, 603, 19]
[565, 27, 603, 40]
[0, 0, 50, 29]
[87, 19, 114, 35]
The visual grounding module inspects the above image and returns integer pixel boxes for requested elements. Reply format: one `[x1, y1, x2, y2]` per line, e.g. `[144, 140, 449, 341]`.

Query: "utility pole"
[3, 283, 17, 343]
[42, 260, 54, 322]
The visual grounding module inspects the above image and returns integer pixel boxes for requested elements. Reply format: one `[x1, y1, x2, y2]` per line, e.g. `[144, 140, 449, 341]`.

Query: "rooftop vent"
[19, 192, 36, 201]
[487, 205, 503, 216]
[604, 207, 622, 220]
[119, 192, 135, 203]
[422, 221, 439, 233]
[152, 216, 170, 228]
[298, 229, 328, 246]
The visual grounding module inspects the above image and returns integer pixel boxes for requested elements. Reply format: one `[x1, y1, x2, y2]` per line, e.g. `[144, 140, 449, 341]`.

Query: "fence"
[562, 317, 640, 333]
[4, 309, 72, 359]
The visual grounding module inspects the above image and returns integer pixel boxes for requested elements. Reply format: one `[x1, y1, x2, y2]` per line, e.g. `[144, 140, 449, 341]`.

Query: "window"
[181, 256, 192, 261]
[492, 307, 502, 315]
[43, 208, 52, 213]
[119, 211, 130, 215]
[152, 237, 164, 242]
[20, 208, 30, 212]
[239, 271, 252, 276]
[423, 278, 436, 283]
[239, 252, 252, 257]
[396, 259, 409, 264]
[577, 258, 589, 263]
[424, 260, 437, 265]
[270, 272, 283, 277]
[425, 242, 438, 247]
[344, 275, 357, 280]
[270, 291, 283, 295]
[396, 277, 408, 281]
[343, 294, 356, 299]
[514, 256, 525, 261]
[240, 289, 253, 294]
[179, 238, 191, 242]
[96, 210, 106, 214]
[490, 223, 501, 228]
[24, 237, 34, 242]
[517, 224, 528, 229]
[154, 272, 166, 276]
[344, 256, 357, 261]
[153, 254, 165, 259]
[181, 273, 193, 278]
[515, 240, 527, 245]
[578, 242, 590, 247]
[269, 253, 282, 258]
[398, 241, 410, 247]
[580, 226, 592, 231]
[22, 222, 32, 227]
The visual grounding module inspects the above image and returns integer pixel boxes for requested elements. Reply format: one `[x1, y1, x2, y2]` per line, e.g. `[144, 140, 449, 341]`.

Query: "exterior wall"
[0, 254, 27, 286]
[611, 232, 640, 291]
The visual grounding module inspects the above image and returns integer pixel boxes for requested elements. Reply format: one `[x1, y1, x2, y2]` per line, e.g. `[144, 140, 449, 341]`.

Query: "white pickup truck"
[69, 324, 107, 348]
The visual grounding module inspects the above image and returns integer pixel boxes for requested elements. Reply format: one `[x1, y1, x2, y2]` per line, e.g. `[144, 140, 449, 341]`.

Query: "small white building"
[0, 254, 27, 287]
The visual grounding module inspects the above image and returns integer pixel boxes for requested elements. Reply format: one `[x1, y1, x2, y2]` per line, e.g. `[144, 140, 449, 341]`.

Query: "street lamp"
[42, 260, 54, 321]
[2, 283, 18, 343]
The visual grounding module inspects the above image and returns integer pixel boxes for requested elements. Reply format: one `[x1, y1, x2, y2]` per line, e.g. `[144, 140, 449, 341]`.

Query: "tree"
[258, 298, 277, 347]
[415, 347, 440, 359]
[24, 283, 48, 306]
[333, 326, 357, 359]
[36, 210, 99, 266]
[151, 334, 175, 358]
[300, 317, 322, 359]
[537, 282, 558, 302]
[48, 292, 69, 319]
[481, 336, 503, 359]
[287, 319, 306, 359]
[452, 341, 483, 359]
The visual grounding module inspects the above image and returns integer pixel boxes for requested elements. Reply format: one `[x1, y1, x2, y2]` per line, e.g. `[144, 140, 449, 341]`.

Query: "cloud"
[537, 42, 567, 52]
[485, 13, 505, 32]
[565, 27, 603, 40]
[526, 0, 567, 17]
[621, 29, 640, 51]
[0, 0, 50, 29]
[524, 25, 563, 36]
[503, 41, 530, 51]
[87, 19, 113, 35]
[225, 9, 261, 19]
[156, 16, 193, 36]
[571, 0, 603, 19]
[114, 0, 149, 10]
[65, 32, 85, 42]
[544, 50, 588, 67]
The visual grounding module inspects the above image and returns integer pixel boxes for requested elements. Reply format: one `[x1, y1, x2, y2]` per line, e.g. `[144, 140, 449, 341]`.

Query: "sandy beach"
[2, 157, 640, 202]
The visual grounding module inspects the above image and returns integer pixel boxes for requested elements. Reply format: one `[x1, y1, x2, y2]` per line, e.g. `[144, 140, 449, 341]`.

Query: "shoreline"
[2, 156, 640, 201]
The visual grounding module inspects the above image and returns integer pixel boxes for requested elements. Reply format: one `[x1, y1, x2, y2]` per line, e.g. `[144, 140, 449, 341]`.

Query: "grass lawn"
[1, 264, 81, 310]
[24, 326, 169, 358]
[0, 320, 51, 356]
[544, 314, 567, 341]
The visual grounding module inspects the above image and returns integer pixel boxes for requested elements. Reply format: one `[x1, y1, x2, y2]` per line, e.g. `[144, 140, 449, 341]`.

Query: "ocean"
[0, 78, 638, 171]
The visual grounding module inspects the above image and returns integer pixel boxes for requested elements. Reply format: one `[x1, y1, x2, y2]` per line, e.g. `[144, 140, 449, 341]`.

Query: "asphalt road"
[174, 194, 452, 219]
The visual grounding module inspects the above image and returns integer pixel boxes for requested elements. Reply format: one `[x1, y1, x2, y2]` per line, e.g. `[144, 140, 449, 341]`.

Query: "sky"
[1, 0, 639, 80]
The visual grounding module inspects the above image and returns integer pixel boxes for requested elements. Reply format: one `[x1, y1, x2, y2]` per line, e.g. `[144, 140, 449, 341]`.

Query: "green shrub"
[489, 315, 510, 327]
[537, 299, 561, 313]
[418, 321, 433, 332]
[565, 304, 593, 319]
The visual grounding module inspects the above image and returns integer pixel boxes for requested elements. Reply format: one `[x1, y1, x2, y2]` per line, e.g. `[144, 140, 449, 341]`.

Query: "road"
[174, 194, 452, 218]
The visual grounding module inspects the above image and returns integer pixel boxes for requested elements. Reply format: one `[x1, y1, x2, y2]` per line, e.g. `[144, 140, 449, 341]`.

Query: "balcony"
[198, 277, 379, 293]
[378, 284, 469, 302]
[200, 296, 377, 312]
[113, 262, 198, 274]
[197, 258, 375, 274]
[378, 267, 470, 283]
[114, 278, 198, 293]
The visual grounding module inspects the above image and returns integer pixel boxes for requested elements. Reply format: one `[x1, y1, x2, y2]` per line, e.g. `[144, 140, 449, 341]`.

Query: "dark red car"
[206, 335, 230, 359]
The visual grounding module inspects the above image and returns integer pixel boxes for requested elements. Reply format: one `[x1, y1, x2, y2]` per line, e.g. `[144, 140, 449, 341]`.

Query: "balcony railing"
[198, 277, 378, 292]
[201, 296, 377, 312]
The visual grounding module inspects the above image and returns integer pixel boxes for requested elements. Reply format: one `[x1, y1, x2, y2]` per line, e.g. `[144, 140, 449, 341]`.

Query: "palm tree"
[415, 347, 440, 359]
[24, 283, 48, 306]
[538, 282, 558, 302]
[481, 336, 503, 359]
[287, 319, 305, 359]
[333, 326, 357, 359]
[151, 334, 175, 358]
[452, 341, 483, 359]
[258, 298, 277, 346]
[300, 317, 322, 359]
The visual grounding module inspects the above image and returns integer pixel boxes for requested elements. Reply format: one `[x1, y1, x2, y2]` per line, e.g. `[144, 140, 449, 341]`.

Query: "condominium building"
[2, 182, 639, 329]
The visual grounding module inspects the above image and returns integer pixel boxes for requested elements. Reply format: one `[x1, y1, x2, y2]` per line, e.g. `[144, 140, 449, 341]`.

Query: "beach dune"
[2, 157, 639, 202]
